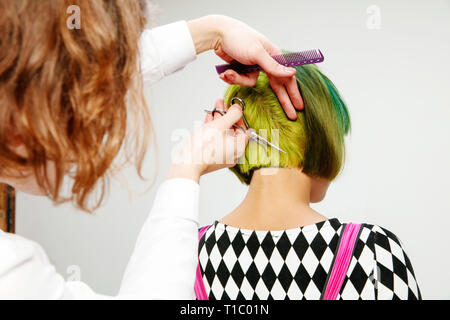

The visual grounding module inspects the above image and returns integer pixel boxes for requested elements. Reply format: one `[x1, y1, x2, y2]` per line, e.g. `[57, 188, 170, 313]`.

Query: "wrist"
[187, 15, 226, 54]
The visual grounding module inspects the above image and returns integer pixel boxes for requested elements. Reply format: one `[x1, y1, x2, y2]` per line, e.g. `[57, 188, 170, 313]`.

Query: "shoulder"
[0, 230, 51, 276]
[356, 223, 411, 268]
[357, 223, 407, 256]
[0, 231, 62, 299]
[0, 230, 46, 264]
[354, 223, 421, 299]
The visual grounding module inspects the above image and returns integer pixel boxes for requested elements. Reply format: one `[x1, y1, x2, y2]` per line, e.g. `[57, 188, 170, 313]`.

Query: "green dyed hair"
[224, 63, 350, 185]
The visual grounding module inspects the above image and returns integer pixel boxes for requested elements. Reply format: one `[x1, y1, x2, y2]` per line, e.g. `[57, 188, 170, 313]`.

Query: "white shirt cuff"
[140, 21, 197, 82]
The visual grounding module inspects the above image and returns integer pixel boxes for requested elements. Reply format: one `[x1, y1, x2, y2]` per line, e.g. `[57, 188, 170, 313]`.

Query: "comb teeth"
[273, 49, 324, 66]
[215, 49, 324, 75]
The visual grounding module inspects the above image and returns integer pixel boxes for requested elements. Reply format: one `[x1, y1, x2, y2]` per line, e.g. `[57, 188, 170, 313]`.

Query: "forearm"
[139, 15, 227, 83]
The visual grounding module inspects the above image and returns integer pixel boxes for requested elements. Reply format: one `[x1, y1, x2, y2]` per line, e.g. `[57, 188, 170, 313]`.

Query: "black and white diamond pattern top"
[198, 218, 421, 300]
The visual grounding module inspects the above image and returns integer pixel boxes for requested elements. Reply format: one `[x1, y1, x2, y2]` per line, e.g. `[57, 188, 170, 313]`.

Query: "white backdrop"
[17, 0, 450, 298]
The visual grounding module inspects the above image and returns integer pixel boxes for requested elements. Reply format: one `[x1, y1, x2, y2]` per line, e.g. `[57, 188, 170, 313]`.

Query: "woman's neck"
[221, 168, 328, 230]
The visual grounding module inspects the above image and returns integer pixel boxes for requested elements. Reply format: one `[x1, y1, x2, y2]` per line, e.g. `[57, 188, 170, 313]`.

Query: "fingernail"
[284, 67, 295, 74]
[231, 104, 242, 112]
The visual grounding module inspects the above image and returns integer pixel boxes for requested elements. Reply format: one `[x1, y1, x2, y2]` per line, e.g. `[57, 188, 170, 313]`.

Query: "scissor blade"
[250, 132, 287, 154]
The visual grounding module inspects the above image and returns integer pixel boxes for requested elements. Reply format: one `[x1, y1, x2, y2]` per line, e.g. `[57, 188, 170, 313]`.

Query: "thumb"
[212, 104, 243, 130]
[255, 48, 296, 78]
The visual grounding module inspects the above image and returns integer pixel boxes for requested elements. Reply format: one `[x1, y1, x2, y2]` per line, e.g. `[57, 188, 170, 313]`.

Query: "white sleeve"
[139, 20, 197, 84]
[0, 178, 200, 300]
[119, 178, 200, 299]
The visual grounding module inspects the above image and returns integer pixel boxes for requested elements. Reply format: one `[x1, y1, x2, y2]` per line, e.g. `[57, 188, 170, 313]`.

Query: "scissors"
[204, 97, 287, 154]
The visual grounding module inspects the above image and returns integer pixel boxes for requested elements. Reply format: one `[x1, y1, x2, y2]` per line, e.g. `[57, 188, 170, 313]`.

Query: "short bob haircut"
[224, 63, 350, 185]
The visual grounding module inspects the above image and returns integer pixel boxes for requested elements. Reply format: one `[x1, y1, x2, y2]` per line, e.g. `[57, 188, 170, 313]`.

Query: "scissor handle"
[230, 97, 250, 129]
[209, 108, 226, 117]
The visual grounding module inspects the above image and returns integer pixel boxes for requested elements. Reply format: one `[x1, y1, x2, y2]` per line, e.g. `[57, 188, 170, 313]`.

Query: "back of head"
[224, 63, 350, 185]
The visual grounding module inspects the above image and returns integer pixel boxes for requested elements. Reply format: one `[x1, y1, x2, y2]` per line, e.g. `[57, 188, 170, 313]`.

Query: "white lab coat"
[0, 21, 200, 299]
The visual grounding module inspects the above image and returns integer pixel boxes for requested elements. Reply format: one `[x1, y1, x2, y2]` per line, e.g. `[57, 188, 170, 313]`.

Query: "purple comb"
[215, 49, 324, 75]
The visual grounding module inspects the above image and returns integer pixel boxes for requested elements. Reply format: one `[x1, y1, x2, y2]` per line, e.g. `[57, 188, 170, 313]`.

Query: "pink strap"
[322, 223, 361, 300]
[194, 226, 211, 300]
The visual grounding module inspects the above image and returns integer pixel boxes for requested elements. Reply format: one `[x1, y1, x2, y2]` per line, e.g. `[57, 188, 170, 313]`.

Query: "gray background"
[17, 0, 450, 298]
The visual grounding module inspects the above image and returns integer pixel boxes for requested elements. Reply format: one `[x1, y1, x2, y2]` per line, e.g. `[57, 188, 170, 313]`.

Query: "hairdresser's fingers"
[223, 131, 249, 167]
[205, 99, 225, 123]
[254, 47, 296, 79]
[212, 104, 243, 130]
[257, 39, 304, 110]
[223, 101, 229, 112]
[219, 73, 234, 85]
[215, 98, 226, 111]
[213, 111, 223, 121]
[259, 37, 282, 56]
[220, 70, 260, 87]
[204, 111, 213, 123]
[269, 79, 298, 120]
[222, 99, 248, 130]
[215, 46, 234, 63]
[285, 76, 304, 110]
[235, 130, 249, 158]
[212, 99, 226, 120]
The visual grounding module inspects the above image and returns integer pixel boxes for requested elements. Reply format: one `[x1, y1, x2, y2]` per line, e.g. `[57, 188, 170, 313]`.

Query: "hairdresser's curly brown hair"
[0, 0, 152, 211]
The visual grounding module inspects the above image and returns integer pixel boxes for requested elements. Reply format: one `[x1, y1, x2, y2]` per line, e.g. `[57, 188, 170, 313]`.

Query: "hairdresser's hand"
[188, 15, 304, 120]
[166, 99, 249, 183]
